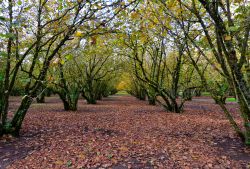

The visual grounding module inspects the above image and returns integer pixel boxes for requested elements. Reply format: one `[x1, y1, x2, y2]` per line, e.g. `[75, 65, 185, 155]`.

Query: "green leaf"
[60, 59, 65, 65]
[66, 160, 72, 167]
[65, 54, 73, 60]
[228, 26, 239, 32]
[24, 6, 32, 11]
[0, 75, 3, 81]
[246, 123, 250, 128]
[17, 0, 22, 5]
[107, 154, 113, 159]
[0, 51, 8, 57]
[5, 33, 16, 38]
[0, 16, 6, 21]
[21, 78, 31, 84]
[0, 33, 16, 39]
[58, 4, 63, 10]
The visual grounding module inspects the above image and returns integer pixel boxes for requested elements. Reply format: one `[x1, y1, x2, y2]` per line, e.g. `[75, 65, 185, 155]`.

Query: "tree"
[0, 0, 138, 136]
[158, 0, 250, 145]
[50, 34, 121, 109]
[80, 40, 116, 104]
[117, 2, 199, 112]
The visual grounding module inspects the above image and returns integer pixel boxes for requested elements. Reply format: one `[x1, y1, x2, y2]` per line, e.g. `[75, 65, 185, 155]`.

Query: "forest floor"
[0, 95, 250, 169]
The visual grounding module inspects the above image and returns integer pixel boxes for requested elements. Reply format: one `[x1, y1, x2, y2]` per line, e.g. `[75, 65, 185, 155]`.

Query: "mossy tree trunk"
[82, 79, 97, 104]
[55, 63, 80, 111]
[36, 90, 46, 103]
[58, 89, 80, 111]
[147, 88, 157, 105]
[182, 89, 193, 101]
[0, 95, 33, 136]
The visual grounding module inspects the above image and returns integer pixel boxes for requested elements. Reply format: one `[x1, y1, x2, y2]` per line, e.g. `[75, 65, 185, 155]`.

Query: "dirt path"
[0, 95, 250, 169]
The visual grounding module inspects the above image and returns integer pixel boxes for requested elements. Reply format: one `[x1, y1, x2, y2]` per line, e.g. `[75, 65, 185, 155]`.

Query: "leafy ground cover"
[0, 95, 250, 169]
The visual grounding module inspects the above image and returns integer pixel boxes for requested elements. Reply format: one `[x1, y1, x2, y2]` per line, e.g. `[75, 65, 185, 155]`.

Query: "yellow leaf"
[96, 4, 102, 9]
[140, 34, 148, 43]
[121, 1, 125, 6]
[54, 160, 64, 165]
[148, 22, 155, 29]
[153, 17, 159, 24]
[166, 0, 177, 9]
[234, 0, 243, 3]
[78, 153, 85, 159]
[117, 81, 127, 90]
[48, 76, 53, 82]
[130, 12, 140, 20]
[224, 35, 232, 41]
[119, 146, 129, 152]
[75, 31, 83, 37]
[162, 30, 167, 37]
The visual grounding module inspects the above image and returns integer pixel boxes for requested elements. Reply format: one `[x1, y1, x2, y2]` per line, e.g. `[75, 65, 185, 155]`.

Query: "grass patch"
[201, 92, 211, 96]
[226, 97, 237, 102]
[116, 90, 130, 96]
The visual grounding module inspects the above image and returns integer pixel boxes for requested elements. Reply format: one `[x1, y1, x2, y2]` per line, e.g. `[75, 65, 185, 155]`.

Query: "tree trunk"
[86, 97, 97, 104]
[9, 96, 33, 136]
[183, 89, 193, 101]
[82, 90, 97, 104]
[213, 96, 226, 105]
[148, 95, 156, 105]
[36, 92, 45, 103]
[194, 89, 202, 97]
[0, 123, 3, 137]
[62, 99, 78, 111]
[245, 68, 250, 89]
[138, 88, 146, 100]
[59, 91, 79, 111]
